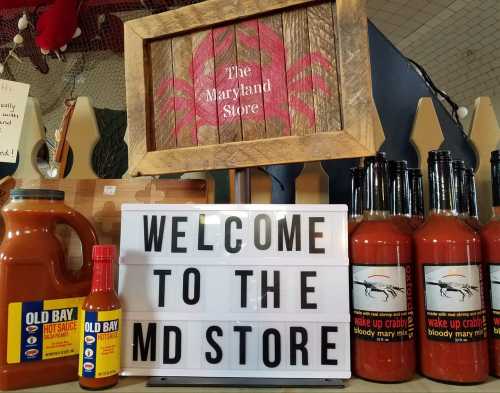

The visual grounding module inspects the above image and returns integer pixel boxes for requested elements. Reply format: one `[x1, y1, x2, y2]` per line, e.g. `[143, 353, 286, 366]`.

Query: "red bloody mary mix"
[351, 155, 415, 382]
[482, 150, 500, 377]
[415, 150, 488, 384]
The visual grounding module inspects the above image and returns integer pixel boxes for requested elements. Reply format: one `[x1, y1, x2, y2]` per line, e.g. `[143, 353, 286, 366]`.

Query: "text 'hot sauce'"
[350, 155, 415, 382]
[482, 150, 500, 377]
[79, 245, 121, 390]
[415, 150, 488, 384]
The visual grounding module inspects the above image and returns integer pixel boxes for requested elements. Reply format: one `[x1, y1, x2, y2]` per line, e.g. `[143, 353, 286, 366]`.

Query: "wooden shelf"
[21, 376, 500, 392]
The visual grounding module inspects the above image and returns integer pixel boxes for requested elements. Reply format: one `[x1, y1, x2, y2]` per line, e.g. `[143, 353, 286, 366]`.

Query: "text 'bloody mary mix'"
[415, 150, 488, 384]
[350, 154, 415, 382]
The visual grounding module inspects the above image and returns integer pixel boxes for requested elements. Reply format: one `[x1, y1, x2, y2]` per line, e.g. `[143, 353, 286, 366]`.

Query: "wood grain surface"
[172, 35, 198, 147]
[410, 97, 445, 214]
[6, 178, 208, 269]
[65, 97, 100, 178]
[469, 97, 500, 222]
[14, 375, 500, 392]
[12, 98, 44, 179]
[134, 130, 372, 175]
[307, 2, 341, 132]
[126, 0, 377, 175]
[127, 0, 319, 40]
[235, 19, 266, 140]
[258, 14, 291, 137]
[192, 30, 219, 146]
[214, 25, 243, 143]
[336, 0, 374, 149]
[283, 8, 316, 135]
[125, 25, 151, 175]
[150, 39, 176, 150]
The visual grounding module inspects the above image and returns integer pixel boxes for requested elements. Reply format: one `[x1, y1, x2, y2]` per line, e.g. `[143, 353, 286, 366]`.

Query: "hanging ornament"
[0, 11, 28, 78]
[13, 34, 24, 45]
[35, 0, 81, 56]
[18, 13, 29, 31]
[457, 106, 469, 119]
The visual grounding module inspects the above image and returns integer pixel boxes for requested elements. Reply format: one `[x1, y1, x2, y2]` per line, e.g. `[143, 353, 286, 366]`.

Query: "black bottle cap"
[389, 160, 410, 216]
[492, 150, 500, 207]
[349, 167, 364, 218]
[452, 160, 467, 214]
[363, 154, 389, 212]
[428, 150, 452, 163]
[428, 150, 455, 212]
[408, 168, 424, 216]
[10, 188, 65, 201]
[492, 150, 500, 163]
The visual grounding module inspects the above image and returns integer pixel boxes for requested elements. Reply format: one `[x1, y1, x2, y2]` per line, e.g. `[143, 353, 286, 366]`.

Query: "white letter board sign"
[119, 204, 350, 379]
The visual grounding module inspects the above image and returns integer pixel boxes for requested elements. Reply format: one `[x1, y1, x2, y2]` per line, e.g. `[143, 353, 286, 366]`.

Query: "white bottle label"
[423, 264, 486, 343]
[352, 265, 413, 342]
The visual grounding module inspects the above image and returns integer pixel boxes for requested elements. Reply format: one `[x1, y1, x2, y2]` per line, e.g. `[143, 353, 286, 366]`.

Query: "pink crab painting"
[154, 11, 335, 144]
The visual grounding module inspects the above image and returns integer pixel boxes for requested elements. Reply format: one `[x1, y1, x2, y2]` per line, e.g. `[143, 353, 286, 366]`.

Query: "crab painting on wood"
[125, 0, 378, 176]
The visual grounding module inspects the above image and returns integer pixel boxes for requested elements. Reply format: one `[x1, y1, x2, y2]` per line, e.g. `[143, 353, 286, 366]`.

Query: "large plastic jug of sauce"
[0, 188, 98, 390]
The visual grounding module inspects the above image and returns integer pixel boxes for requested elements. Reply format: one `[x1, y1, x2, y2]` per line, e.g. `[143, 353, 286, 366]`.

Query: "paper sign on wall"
[119, 204, 350, 379]
[0, 80, 30, 163]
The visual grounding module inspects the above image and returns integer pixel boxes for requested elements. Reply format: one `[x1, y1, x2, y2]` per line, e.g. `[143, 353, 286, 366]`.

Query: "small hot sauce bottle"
[482, 150, 500, 377]
[415, 150, 488, 384]
[79, 245, 121, 390]
[351, 155, 415, 382]
[389, 160, 413, 234]
[464, 168, 482, 231]
[349, 166, 364, 234]
[408, 168, 425, 229]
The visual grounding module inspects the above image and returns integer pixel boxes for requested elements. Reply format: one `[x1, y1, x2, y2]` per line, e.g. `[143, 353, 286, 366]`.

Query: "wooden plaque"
[125, 0, 376, 175]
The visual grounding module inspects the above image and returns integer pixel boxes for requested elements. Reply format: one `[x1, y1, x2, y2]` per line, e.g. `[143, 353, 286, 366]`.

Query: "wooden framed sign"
[118, 204, 350, 379]
[125, 0, 376, 176]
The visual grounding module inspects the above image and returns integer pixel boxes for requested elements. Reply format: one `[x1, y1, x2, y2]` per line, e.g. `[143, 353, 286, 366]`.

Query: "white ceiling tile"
[368, 0, 500, 105]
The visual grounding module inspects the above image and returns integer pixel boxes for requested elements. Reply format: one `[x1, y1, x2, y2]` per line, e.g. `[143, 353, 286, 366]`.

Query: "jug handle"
[55, 209, 98, 281]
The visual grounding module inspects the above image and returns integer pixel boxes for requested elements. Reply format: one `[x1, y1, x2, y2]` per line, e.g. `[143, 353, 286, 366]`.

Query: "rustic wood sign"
[125, 0, 376, 175]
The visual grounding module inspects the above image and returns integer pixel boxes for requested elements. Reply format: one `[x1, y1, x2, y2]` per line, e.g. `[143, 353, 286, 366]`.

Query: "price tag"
[0, 80, 30, 163]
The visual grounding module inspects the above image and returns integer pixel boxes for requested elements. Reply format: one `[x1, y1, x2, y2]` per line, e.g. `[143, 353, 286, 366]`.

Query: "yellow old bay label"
[79, 309, 121, 378]
[7, 297, 84, 364]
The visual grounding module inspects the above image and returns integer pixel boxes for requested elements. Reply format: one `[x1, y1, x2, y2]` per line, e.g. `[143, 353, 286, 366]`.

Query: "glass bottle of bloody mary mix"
[79, 245, 121, 389]
[350, 155, 415, 382]
[482, 150, 500, 377]
[465, 168, 482, 231]
[415, 150, 488, 384]
[389, 160, 413, 234]
[349, 166, 364, 234]
[408, 168, 425, 229]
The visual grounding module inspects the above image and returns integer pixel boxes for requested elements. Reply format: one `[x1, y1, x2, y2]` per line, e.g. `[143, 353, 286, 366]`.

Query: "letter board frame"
[119, 204, 350, 379]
